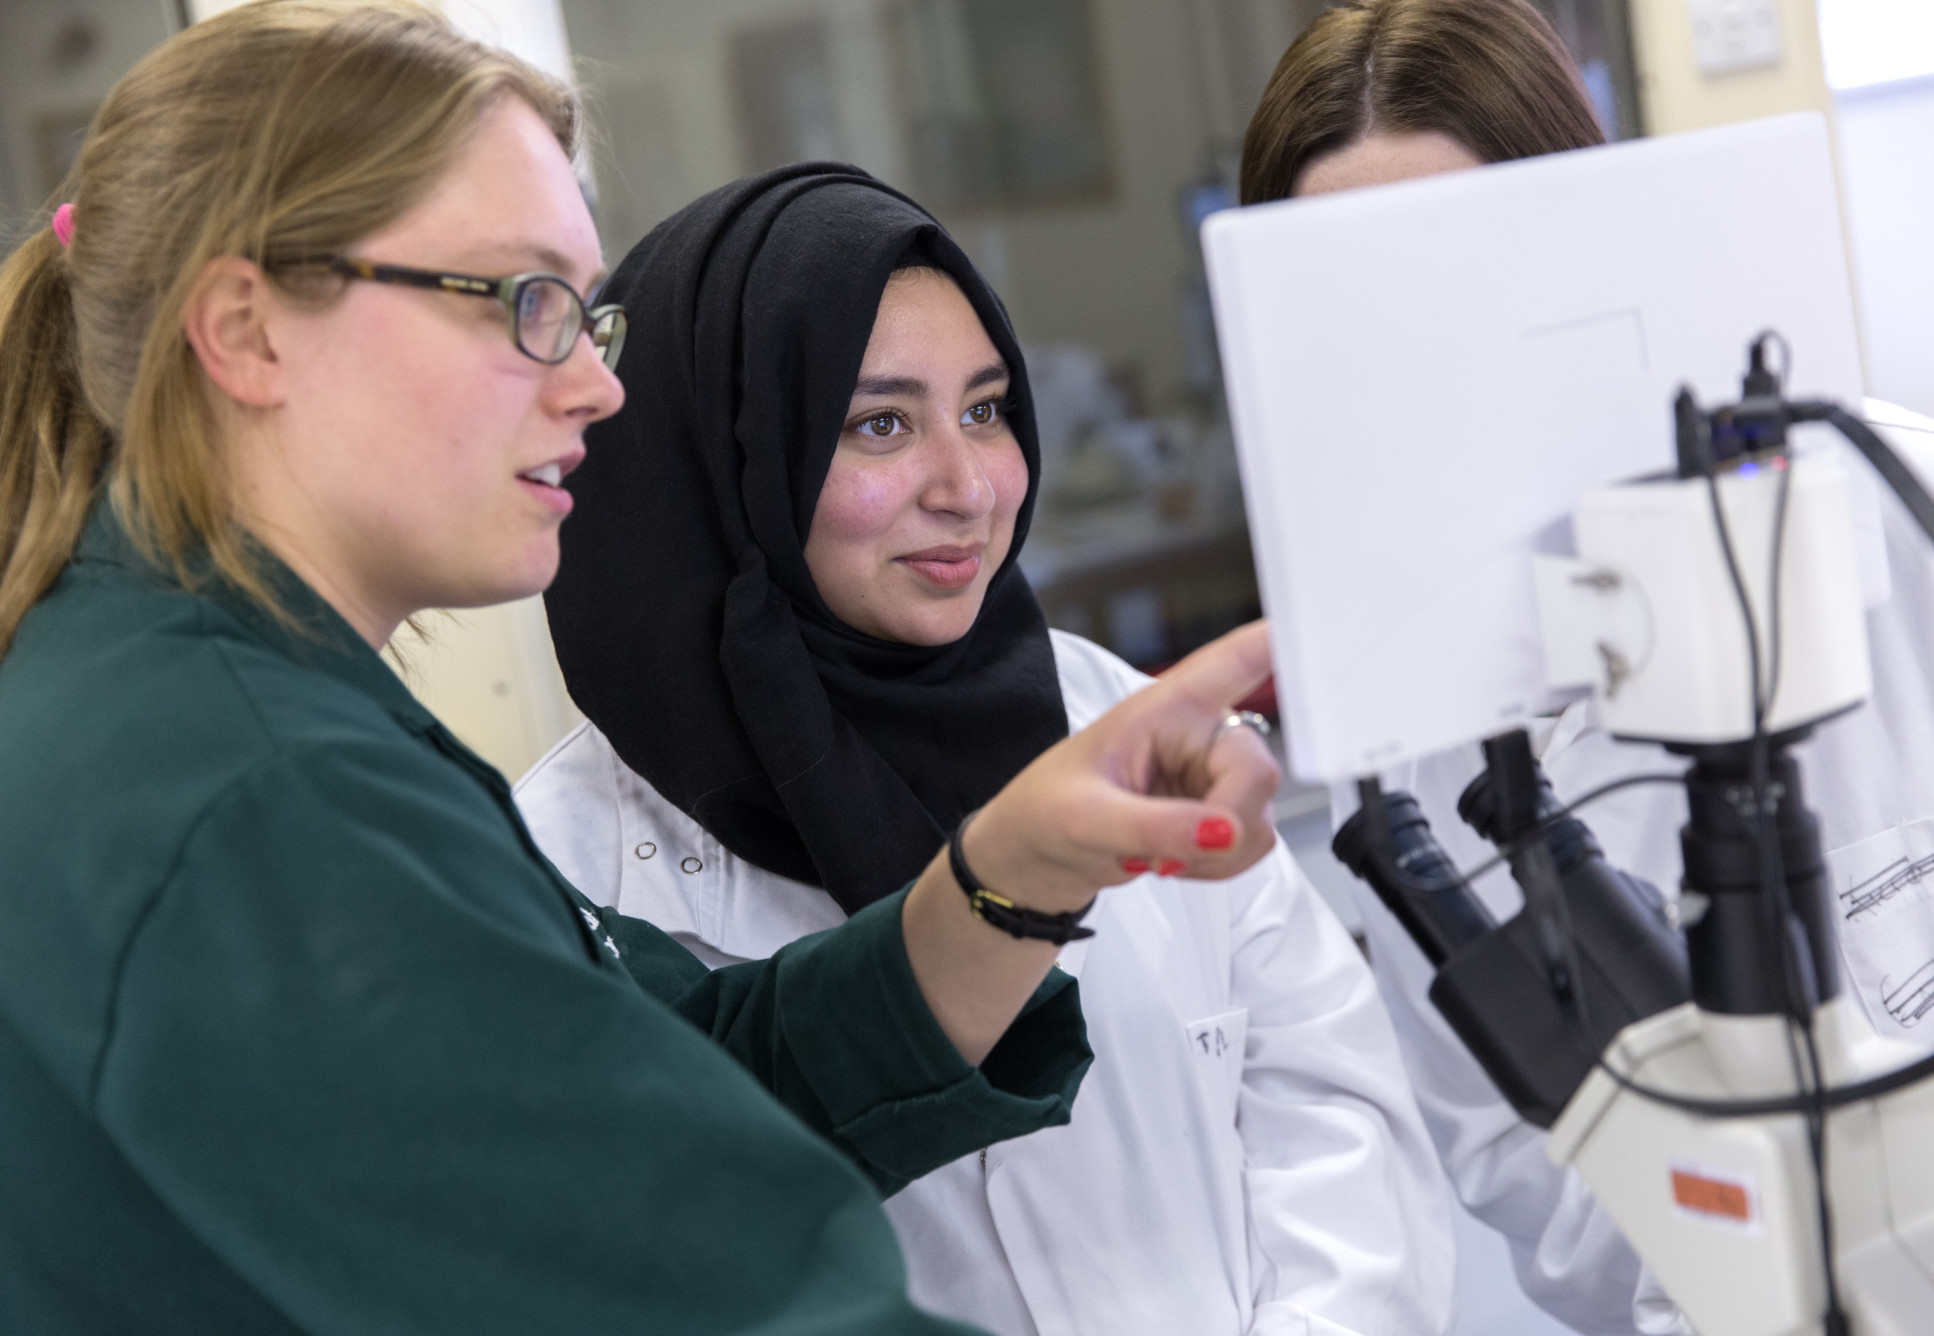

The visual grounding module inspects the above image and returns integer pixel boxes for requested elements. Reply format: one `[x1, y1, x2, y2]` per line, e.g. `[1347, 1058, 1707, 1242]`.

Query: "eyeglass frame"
[278, 256, 627, 371]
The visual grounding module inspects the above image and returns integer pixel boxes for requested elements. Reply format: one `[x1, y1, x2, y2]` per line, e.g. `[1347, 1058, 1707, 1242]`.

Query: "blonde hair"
[0, 0, 577, 657]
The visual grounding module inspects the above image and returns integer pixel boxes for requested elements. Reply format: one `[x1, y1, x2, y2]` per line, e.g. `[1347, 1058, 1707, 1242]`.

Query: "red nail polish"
[1121, 857, 1151, 874]
[1195, 816, 1235, 850]
[1157, 858, 1187, 877]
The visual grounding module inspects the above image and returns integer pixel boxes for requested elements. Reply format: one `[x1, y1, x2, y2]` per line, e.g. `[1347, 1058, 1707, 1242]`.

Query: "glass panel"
[1530, 0, 1644, 139]
[730, 15, 846, 171]
[893, 0, 1114, 209]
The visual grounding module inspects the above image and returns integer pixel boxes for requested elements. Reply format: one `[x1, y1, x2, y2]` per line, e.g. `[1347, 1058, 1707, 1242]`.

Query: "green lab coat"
[0, 509, 1090, 1334]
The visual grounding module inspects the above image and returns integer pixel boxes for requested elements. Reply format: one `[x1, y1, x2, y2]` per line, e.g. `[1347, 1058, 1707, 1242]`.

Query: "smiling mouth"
[898, 548, 984, 590]
[517, 457, 577, 517]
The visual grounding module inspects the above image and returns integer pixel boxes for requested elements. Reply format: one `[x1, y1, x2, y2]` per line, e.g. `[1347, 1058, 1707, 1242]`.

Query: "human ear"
[180, 256, 285, 410]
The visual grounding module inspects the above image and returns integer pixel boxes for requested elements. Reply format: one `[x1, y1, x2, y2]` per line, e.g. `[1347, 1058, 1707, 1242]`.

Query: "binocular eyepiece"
[1331, 740, 1689, 1128]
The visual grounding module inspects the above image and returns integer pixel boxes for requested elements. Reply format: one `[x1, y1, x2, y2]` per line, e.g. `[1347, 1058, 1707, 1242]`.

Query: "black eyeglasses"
[292, 256, 627, 370]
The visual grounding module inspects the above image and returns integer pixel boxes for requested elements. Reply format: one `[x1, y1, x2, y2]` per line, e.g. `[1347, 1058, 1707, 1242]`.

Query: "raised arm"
[901, 621, 1281, 1063]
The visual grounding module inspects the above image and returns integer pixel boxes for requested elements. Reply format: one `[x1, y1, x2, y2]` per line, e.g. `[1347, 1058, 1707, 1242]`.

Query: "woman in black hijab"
[543, 163, 1065, 912]
[521, 164, 1451, 1335]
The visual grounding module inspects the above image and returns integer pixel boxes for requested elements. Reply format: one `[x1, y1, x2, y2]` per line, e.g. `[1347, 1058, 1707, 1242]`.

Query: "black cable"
[1759, 478, 1847, 1332]
[1760, 371, 1849, 1335]
[1639, 346, 1847, 1330]
[1764, 456, 1794, 722]
[1792, 401, 1934, 550]
[1703, 339, 1847, 1332]
[1587, 1040, 1934, 1115]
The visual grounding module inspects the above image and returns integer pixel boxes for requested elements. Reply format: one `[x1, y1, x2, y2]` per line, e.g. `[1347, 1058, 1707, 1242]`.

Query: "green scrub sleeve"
[87, 738, 1068, 1334]
[596, 894, 1091, 1196]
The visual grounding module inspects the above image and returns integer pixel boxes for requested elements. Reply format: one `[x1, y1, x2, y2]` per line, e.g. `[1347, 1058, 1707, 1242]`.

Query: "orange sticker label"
[1670, 1163, 1758, 1231]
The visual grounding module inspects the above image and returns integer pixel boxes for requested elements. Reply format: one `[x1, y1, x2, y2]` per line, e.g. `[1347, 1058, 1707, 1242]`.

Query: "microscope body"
[1532, 420, 1928, 1336]
[1337, 389, 1934, 1336]
[1552, 995, 1934, 1336]
[1538, 737, 1934, 1336]
[1531, 448, 1869, 744]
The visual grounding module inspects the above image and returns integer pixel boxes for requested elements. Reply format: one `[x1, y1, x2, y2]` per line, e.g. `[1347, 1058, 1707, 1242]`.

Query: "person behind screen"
[514, 164, 1453, 1336]
[0, 4, 1296, 1331]
[1240, 2, 1934, 1333]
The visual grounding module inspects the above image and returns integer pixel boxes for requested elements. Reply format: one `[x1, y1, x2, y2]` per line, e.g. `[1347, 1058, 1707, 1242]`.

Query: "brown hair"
[1239, 0, 1605, 205]
[0, 0, 577, 658]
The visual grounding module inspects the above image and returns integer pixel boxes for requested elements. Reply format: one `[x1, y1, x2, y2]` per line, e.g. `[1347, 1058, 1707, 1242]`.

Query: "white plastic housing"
[1203, 113, 1866, 782]
[1533, 453, 1870, 744]
[1548, 1000, 1934, 1336]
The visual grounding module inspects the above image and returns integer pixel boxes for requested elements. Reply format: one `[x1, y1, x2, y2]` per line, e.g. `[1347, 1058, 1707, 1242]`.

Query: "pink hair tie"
[51, 203, 76, 249]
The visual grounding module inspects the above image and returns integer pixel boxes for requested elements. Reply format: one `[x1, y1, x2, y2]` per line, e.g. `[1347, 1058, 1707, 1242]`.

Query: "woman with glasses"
[517, 164, 1453, 1336]
[0, 4, 1284, 1332]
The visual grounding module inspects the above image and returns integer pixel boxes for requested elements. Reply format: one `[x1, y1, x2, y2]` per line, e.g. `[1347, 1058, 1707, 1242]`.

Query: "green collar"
[74, 502, 439, 735]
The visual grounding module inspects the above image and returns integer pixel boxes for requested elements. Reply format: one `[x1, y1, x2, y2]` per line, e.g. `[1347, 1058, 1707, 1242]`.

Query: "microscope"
[1331, 340, 1934, 1336]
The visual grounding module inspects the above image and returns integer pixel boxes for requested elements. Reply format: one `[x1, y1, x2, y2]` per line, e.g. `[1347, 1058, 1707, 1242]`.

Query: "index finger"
[1156, 620, 1273, 713]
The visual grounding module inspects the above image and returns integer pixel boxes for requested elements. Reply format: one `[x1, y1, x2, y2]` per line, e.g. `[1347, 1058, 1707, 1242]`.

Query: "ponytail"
[0, 226, 110, 658]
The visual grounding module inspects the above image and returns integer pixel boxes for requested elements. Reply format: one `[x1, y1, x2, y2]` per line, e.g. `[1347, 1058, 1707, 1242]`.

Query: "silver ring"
[1208, 709, 1272, 751]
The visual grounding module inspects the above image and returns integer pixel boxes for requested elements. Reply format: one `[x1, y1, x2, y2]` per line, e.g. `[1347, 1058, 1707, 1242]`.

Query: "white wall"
[1621, 0, 1934, 430]
[1836, 75, 1934, 419]
[388, 600, 584, 780]
[1629, 0, 1834, 133]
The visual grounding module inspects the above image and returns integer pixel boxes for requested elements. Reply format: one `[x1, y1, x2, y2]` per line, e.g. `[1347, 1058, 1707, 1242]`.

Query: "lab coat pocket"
[1183, 1007, 1249, 1111]
[1827, 818, 1934, 1042]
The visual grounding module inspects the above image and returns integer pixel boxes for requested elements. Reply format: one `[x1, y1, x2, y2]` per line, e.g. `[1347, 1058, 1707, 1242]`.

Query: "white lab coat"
[1332, 402, 1934, 1335]
[517, 629, 1454, 1336]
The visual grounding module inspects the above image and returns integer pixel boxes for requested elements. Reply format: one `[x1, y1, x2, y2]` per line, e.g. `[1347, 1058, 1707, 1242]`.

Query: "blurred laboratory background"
[5, 0, 1927, 786]
[3, 1, 1931, 1331]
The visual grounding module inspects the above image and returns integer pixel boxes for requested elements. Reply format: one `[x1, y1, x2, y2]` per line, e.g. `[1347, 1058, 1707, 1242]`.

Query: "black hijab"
[545, 164, 1068, 915]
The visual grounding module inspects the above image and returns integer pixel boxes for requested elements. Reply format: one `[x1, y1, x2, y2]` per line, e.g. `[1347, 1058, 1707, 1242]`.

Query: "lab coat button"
[634, 842, 657, 860]
[681, 856, 702, 874]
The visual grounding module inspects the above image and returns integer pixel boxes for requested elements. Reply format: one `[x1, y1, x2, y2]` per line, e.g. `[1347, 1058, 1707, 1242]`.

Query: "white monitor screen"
[1204, 113, 1866, 783]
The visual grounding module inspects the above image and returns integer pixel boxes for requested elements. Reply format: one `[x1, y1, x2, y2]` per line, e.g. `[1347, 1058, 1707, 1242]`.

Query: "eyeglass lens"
[590, 309, 627, 370]
[515, 277, 581, 363]
[514, 277, 626, 369]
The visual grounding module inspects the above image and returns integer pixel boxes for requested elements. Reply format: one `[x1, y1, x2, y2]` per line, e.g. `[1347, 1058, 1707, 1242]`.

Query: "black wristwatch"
[948, 811, 1096, 946]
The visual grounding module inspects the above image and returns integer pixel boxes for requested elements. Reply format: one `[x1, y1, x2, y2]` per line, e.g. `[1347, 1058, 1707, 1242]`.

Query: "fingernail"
[1195, 816, 1235, 850]
[1121, 857, 1151, 874]
[1157, 858, 1187, 877]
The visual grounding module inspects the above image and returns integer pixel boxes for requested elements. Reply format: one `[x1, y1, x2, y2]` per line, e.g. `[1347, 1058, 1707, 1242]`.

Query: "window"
[732, 16, 847, 173]
[1818, 0, 1934, 91]
[1532, 0, 1644, 139]
[892, 0, 1113, 210]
